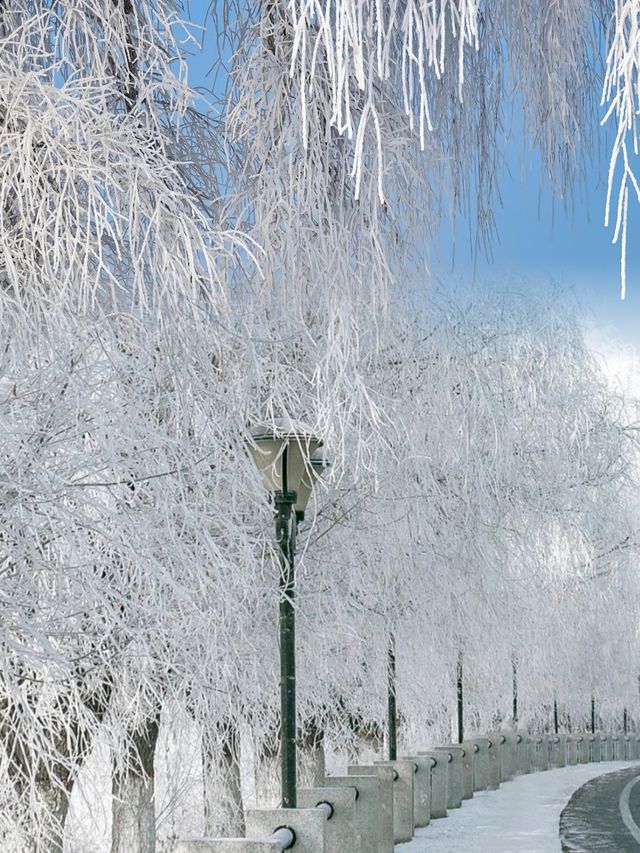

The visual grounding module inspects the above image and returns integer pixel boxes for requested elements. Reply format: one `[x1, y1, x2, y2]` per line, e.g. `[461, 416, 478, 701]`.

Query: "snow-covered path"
[397, 761, 640, 853]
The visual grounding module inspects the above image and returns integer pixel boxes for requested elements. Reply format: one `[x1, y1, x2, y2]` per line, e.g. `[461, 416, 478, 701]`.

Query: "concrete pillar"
[589, 734, 600, 762]
[298, 787, 355, 853]
[348, 764, 394, 853]
[566, 734, 578, 766]
[401, 756, 432, 827]
[418, 751, 447, 819]
[486, 736, 500, 790]
[576, 734, 588, 764]
[515, 731, 532, 775]
[433, 747, 463, 809]
[469, 738, 490, 791]
[374, 760, 414, 843]
[611, 734, 621, 760]
[527, 734, 536, 773]
[558, 735, 568, 768]
[600, 733, 611, 761]
[458, 745, 473, 799]
[611, 732, 622, 761]
[533, 735, 548, 771]
[623, 735, 637, 761]
[551, 735, 566, 768]
[513, 732, 524, 775]
[323, 775, 379, 853]
[497, 732, 514, 782]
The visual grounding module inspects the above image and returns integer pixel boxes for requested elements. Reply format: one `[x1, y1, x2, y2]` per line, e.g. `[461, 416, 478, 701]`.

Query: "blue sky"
[430, 138, 640, 353]
[185, 3, 639, 353]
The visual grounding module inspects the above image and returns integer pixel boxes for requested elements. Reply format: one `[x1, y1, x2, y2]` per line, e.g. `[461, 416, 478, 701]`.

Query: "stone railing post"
[418, 751, 448, 819]
[298, 787, 355, 853]
[486, 737, 500, 790]
[433, 746, 464, 809]
[374, 759, 415, 843]
[401, 756, 432, 828]
[498, 732, 515, 782]
[589, 733, 600, 762]
[534, 735, 549, 771]
[468, 738, 490, 792]
[347, 764, 394, 853]
[324, 775, 380, 853]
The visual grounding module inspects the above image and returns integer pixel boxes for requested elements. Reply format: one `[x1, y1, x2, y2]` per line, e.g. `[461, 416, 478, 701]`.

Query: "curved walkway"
[397, 762, 640, 853]
[560, 766, 640, 852]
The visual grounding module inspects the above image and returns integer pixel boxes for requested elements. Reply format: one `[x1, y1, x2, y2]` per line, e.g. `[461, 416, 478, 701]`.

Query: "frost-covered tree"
[2, 1, 640, 851]
[286, 289, 638, 760]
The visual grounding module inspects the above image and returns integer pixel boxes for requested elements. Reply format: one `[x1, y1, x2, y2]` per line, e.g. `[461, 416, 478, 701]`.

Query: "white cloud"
[584, 319, 640, 400]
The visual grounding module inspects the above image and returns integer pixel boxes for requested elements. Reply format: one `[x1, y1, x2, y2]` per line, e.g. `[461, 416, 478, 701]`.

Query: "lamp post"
[248, 419, 328, 808]
[388, 633, 397, 761]
[457, 650, 464, 744]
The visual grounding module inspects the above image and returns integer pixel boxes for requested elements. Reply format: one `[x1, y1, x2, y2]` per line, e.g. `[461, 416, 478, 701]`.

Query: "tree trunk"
[298, 720, 325, 787]
[456, 650, 464, 744]
[202, 723, 245, 836]
[254, 730, 280, 808]
[111, 713, 160, 853]
[31, 773, 71, 853]
[0, 676, 111, 853]
[353, 719, 384, 762]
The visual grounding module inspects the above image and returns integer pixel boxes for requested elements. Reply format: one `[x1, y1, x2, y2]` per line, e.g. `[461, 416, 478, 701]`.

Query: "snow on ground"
[397, 761, 640, 853]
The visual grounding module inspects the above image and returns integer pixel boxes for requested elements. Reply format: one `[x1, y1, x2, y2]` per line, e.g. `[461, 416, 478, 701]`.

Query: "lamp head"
[248, 418, 322, 505]
[295, 448, 332, 521]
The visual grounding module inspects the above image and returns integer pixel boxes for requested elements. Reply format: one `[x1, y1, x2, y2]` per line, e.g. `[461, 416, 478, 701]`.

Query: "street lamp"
[295, 448, 331, 523]
[248, 418, 328, 808]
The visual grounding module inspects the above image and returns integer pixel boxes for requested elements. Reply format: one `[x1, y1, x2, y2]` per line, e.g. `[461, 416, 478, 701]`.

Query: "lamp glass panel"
[285, 436, 322, 502]
[248, 437, 284, 492]
[295, 466, 317, 514]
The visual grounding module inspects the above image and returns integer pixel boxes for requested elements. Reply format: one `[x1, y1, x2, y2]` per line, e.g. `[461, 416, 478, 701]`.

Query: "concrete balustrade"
[297, 787, 355, 853]
[577, 734, 589, 763]
[550, 734, 566, 768]
[347, 764, 394, 853]
[177, 809, 326, 853]
[418, 751, 448, 818]
[246, 809, 325, 853]
[373, 759, 415, 843]
[498, 732, 515, 782]
[516, 731, 532, 775]
[401, 756, 432, 827]
[322, 774, 379, 853]
[181, 728, 639, 852]
[487, 738, 500, 789]
[589, 733, 600, 762]
[434, 746, 464, 808]
[534, 735, 549, 771]
[176, 842, 290, 853]
[612, 735, 621, 760]
[458, 744, 474, 799]
[566, 734, 578, 765]
[469, 738, 490, 791]
[624, 735, 637, 760]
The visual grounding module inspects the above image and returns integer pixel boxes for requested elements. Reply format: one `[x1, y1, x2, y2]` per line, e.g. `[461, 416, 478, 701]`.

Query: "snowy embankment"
[397, 761, 639, 853]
